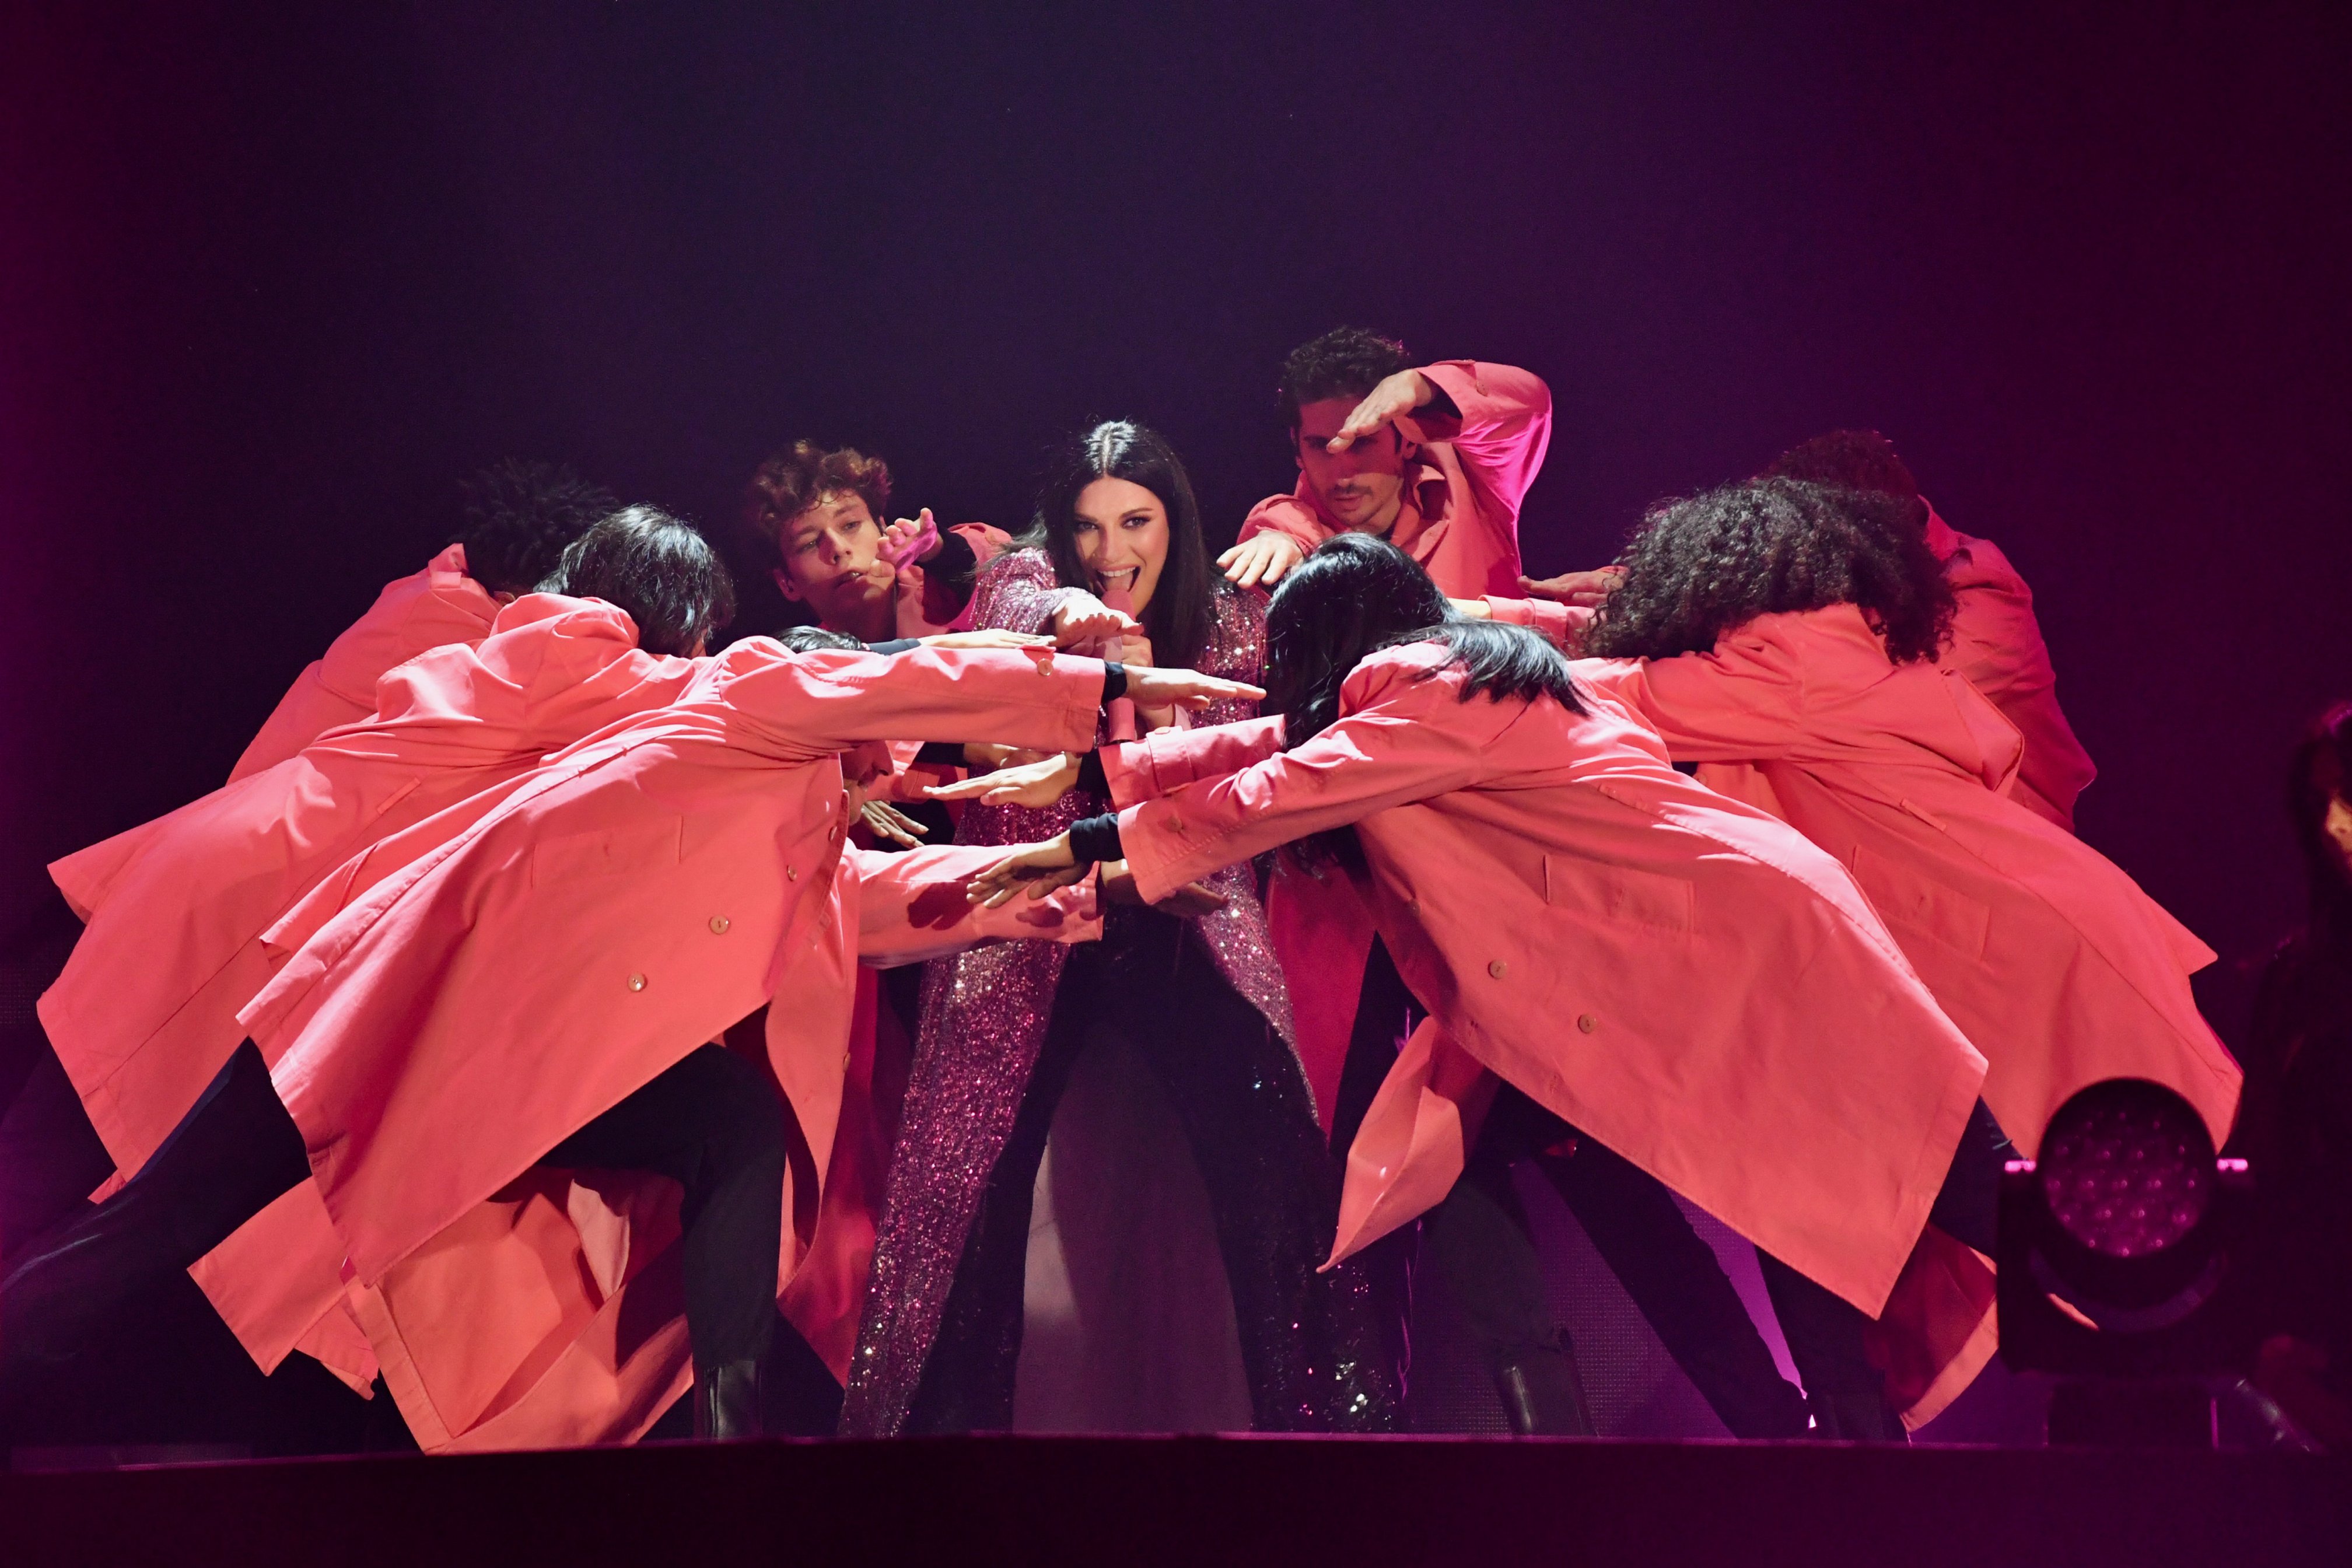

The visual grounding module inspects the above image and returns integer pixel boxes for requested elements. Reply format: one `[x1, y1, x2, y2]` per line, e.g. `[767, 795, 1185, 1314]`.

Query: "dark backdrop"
[5, 2, 2347, 1043]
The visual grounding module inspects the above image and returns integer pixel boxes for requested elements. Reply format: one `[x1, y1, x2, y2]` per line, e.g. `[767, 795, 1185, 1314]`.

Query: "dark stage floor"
[4, 1432, 2344, 1568]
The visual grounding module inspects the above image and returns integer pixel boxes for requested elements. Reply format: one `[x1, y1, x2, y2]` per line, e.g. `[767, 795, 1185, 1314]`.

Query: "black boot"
[1494, 1331, 1595, 1436]
[693, 1359, 766, 1441]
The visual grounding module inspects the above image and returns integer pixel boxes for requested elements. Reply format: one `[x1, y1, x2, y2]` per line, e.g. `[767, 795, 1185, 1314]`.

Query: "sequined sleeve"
[965, 548, 1078, 636]
[1191, 583, 1269, 730]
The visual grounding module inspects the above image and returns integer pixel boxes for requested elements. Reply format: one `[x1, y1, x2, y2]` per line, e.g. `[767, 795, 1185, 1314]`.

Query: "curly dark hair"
[769, 625, 865, 654]
[1278, 326, 1412, 436]
[541, 505, 736, 657]
[1762, 429, 1920, 502]
[740, 441, 892, 564]
[1581, 478, 1955, 665]
[454, 460, 618, 596]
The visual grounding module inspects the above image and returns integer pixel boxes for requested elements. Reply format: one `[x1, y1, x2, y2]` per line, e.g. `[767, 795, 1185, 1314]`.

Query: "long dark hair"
[1019, 420, 1217, 670]
[1266, 534, 1583, 748]
[1583, 477, 1955, 665]
[2290, 702, 2352, 953]
[541, 505, 737, 657]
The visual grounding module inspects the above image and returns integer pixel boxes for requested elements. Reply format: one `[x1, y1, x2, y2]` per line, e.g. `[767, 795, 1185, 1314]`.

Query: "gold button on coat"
[708, 916, 730, 935]
[1488, 960, 1508, 979]
[626, 973, 647, 992]
[786, 866, 799, 881]
[1577, 1013, 1600, 1034]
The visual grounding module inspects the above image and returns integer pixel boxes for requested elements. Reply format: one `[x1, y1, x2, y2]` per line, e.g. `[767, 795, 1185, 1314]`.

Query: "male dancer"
[1763, 430, 2096, 830]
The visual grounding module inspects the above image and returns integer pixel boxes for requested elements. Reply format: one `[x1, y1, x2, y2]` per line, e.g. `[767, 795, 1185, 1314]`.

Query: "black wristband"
[929, 527, 978, 581]
[914, 741, 966, 768]
[1068, 813, 1125, 865]
[1101, 661, 1128, 703]
[866, 638, 922, 656]
[1074, 752, 1108, 796]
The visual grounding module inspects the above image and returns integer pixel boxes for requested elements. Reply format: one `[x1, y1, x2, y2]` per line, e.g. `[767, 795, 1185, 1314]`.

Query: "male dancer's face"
[1294, 394, 1412, 536]
[773, 492, 896, 635]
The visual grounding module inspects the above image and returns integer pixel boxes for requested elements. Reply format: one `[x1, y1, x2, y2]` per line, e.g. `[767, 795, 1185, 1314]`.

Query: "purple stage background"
[4, 0, 2348, 1058]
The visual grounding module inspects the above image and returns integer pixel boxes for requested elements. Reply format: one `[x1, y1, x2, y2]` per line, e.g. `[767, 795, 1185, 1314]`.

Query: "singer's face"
[1072, 477, 1170, 619]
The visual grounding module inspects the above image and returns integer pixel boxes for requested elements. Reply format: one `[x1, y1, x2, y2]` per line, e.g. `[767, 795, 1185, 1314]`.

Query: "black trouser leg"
[1135, 922, 1398, 1432]
[0, 1047, 117, 1265]
[903, 965, 1094, 1434]
[543, 1044, 788, 1379]
[1, 1040, 307, 1368]
[1535, 1138, 1810, 1438]
[1417, 1114, 1591, 1434]
[1758, 1098, 2017, 1441]
[1328, 936, 1420, 1406]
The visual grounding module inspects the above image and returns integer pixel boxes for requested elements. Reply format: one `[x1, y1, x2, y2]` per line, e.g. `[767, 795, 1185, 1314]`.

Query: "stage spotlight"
[1998, 1077, 2256, 1444]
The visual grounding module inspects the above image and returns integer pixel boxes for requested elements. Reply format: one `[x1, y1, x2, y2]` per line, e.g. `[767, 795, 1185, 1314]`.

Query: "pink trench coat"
[1102, 643, 1988, 1326]
[1573, 606, 2239, 1158]
[229, 544, 501, 784]
[43, 597, 698, 1387]
[232, 642, 1110, 1447]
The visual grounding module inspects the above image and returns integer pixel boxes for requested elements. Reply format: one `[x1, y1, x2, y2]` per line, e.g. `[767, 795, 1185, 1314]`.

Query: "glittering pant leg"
[900, 957, 1096, 1434]
[1133, 917, 1399, 1432]
[1326, 936, 1420, 1410]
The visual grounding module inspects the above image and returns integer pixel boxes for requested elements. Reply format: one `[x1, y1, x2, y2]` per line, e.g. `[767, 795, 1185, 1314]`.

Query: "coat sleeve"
[1574, 629, 1812, 764]
[1234, 491, 1334, 553]
[1478, 596, 1591, 653]
[1939, 537, 2096, 830]
[1115, 656, 1494, 904]
[1102, 715, 1289, 808]
[1406, 361, 1552, 523]
[724, 644, 1107, 758]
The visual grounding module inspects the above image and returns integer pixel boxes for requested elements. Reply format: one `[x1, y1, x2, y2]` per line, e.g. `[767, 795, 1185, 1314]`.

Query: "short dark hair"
[1762, 430, 1920, 503]
[1278, 327, 1412, 435]
[454, 460, 618, 596]
[769, 625, 864, 654]
[1020, 419, 1220, 670]
[741, 442, 892, 565]
[541, 505, 736, 657]
[1583, 478, 1954, 666]
[2290, 701, 2352, 939]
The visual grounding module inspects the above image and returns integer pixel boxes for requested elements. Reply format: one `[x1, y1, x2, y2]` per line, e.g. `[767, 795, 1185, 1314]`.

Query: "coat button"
[1488, 960, 1508, 979]
[626, 973, 646, 992]
[840, 1051, 852, 1070]
[708, 916, 730, 935]
[786, 866, 799, 881]
[1577, 1013, 1599, 1034]
[830, 825, 842, 843]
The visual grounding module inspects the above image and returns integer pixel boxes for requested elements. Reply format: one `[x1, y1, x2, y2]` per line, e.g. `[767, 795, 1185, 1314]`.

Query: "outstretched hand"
[1327, 369, 1434, 450]
[967, 834, 1085, 908]
[1100, 860, 1226, 916]
[1217, 532, 1305, 589]
[859, 798, 930, 848]
[1518, 566, 1623, 607]
[878, 506, 942, 566]
[1049, 592, 1140, 648]
[1122, 666, 1265, 710]
[926, 752, 1082, 809]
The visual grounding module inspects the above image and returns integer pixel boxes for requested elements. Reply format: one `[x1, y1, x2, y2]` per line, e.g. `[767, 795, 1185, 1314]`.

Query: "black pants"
[1333, 938, 1811, 1437]
[0, 890, 114, 1264]
[2, 1040, 789, 1380]
[908, 909, 1396, 1433]
[1753, 1097, 2013, 1440]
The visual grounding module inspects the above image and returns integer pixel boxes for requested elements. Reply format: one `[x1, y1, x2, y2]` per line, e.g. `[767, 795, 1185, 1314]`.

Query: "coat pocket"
[1847, 840, 1990, 961]
[1541, 854, 1696, 937]
[529, 815, 685, 888]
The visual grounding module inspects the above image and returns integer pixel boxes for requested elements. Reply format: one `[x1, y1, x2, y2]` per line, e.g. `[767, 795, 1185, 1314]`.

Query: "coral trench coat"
[1106, 641, 1989, 1321]
[341, 844, 1102, 1452]
[1923, 504, 2098, 831]
[239, 642, 1107, 1297]
[1575, 604, 2239, 1158]
[42, 596, 697, 1388]
[228, 543, 500, 784]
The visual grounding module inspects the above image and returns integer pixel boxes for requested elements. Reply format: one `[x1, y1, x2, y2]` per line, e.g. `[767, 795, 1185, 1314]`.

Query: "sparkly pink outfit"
[844, 550, 1396, 1434]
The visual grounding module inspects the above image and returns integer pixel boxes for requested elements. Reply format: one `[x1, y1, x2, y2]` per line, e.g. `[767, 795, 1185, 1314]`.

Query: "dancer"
[230, 460, 617, 782]
[844, 420, 1396, 1437]
[744, 440, 1012, 643]
[1560, 477, 2240, 1433]
[966, 534, 2003, 1436]
[1762, 430, 2096, 831]
[2238, 702, 2352, 1444]
[1, 620, 1252, 1440]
